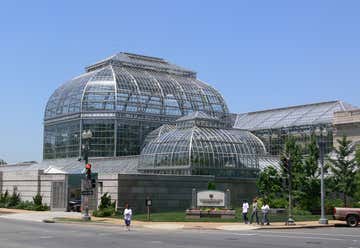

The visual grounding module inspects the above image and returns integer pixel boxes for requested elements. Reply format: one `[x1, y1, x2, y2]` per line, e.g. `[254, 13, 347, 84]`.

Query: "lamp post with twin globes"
[314, 127, 329, 225]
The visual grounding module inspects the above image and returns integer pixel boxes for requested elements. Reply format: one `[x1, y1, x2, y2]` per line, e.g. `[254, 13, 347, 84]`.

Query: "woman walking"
[123, 203, 133, 231]
[250, 198, 259, 224]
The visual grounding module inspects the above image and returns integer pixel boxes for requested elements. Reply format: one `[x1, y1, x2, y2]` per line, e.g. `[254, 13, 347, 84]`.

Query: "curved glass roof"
[142, 124, 177, 149]
[45, 52, 228, 120]
[139, 112, 263, 177]
[234, 100, 355, 131]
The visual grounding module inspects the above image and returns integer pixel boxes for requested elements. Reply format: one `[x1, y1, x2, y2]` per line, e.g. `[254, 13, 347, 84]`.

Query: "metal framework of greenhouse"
[43, 53, 229, 159]
[234, 100, 356, 155]
[139, 112, 266, 177]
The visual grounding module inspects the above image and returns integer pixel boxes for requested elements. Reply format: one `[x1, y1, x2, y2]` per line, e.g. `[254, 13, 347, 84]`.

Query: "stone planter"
[186, 209, 236, 219]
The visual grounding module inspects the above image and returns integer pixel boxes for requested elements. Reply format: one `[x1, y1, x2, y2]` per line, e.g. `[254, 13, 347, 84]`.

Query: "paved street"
[0, 218, 358, 248]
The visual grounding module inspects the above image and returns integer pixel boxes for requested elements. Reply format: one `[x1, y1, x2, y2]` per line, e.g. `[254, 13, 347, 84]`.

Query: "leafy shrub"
[0, 190, 9, 204]
[0, 191, 49, 211]
[93, 207, 115, 217]
[14, 201, 34, 210]
[256, 197, 264, 208]
[7, 192, 21, 207]
[33, 193, 43, 206]
[270, 198, 288, 208]
[257, 197, 287, 208]
[293, 208, 312, 215]
[93, 193, 115, 217]
[99, 193, 112, 210]
[325, 198, 344, 213]
[33, 204, 50, 211]
[207, 182, 216, 190]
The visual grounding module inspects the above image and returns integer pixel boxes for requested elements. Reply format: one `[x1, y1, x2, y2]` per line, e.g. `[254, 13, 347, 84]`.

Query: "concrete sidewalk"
[128, 220, 340, 231]
[0, 208, 341, 230]
[56, 215, 341, 231]
[0, 208, 81, 222]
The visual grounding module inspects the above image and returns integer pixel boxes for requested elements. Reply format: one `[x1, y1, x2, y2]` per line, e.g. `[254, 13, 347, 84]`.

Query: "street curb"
[46, 218, 339, 231]
[257, 224, 335, 230]
[51, 219, 116, 226]
[183, 227, 218, 231]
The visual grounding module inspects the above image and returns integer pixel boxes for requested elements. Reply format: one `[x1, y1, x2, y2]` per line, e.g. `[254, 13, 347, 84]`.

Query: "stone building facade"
[333, 109, 360, 148]
[0, 159, 257, 213]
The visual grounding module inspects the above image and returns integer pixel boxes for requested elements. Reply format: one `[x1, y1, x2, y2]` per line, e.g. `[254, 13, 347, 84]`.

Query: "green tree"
[33, 193, 43, 206]
[299, 136, 321, 211]
[98, 192, 113, 210]
[354, 146, 360, 204]
[356, 145, 360, 166]
[303, 136, 320, 177]
[280, 137, 306, 208]
[328, 136, 358, 207]
[256, 166, 282, 203]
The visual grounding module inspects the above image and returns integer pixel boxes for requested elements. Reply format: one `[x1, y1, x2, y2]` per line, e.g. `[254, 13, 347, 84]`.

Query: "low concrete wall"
[213, 177, 258, 208]
[98, 174, 118, 209]
[1, 170, 41, 202]
[117, 174, 212, 213]
[40, 174, 67, 207]
[0, 169, 258, 213]
[116, 174, 258, 213]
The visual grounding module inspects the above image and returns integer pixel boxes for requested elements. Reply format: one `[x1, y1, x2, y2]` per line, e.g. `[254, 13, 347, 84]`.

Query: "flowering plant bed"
[186, 208, 236, 219]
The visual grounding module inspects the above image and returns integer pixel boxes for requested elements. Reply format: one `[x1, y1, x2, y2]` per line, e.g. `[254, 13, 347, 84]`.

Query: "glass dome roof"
[45, 52, 229, 120]
[139, 112, 265, 177]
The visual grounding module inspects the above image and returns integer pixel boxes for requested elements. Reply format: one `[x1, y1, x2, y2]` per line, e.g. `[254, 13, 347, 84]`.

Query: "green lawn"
[121, 209, 333, 223]
[55, 209, 333, 223]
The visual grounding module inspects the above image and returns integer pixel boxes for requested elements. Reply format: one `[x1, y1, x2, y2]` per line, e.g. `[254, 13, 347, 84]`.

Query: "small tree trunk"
[343, 193, 347, 207]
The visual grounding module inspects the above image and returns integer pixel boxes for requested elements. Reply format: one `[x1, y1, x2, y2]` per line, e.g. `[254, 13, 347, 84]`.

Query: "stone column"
[37, 170, 44, 195]
[225, 189, 231, 209]
[191, 188, 197, 209]
[0, 171, 3, 194]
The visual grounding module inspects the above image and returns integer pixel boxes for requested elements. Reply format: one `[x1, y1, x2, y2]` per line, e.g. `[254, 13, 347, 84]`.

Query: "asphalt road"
[0, 219, 359, 248]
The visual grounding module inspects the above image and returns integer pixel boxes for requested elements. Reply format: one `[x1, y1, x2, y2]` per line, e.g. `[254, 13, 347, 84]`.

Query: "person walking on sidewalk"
[250, 198, 259, 224]
[261, 201, 270, 225]
[242, 200, 249, 224]
[123, 203, 133, 231]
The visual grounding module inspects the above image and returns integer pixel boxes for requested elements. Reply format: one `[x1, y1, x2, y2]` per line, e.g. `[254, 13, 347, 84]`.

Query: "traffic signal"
[85, 163, 92, 180]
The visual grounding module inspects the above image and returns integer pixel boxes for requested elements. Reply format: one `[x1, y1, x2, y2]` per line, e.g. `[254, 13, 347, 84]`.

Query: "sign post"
[81, 178, 92, 221]
[186, 189, 235, 219]
[145, 197, 152, 221]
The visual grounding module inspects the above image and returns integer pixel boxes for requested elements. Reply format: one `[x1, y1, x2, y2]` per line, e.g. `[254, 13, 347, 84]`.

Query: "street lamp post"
[285, 156, 295, 225]
[315, 127, 329, 225]
[81, 129, 93, 221]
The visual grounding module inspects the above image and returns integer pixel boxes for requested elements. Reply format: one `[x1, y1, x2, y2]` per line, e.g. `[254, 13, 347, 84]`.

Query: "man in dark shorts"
[123, 203, 132, 231]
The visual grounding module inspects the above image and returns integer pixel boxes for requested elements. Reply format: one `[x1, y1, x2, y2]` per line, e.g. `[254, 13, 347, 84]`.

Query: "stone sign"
[197, 190, 225, 207]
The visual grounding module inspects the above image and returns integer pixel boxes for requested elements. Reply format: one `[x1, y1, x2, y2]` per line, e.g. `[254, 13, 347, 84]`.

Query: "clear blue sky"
[0, 0, 359, 163]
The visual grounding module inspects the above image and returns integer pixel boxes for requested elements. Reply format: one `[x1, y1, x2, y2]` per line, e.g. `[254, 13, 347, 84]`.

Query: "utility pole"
[283, 156, 295, 225]
[315, 127, 329, 225]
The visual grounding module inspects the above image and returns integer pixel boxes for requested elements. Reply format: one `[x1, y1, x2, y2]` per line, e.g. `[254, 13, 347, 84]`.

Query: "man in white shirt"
[261, 202, 270, 225]
[123, 203, 133, 231]
[242, 200, 249, 224]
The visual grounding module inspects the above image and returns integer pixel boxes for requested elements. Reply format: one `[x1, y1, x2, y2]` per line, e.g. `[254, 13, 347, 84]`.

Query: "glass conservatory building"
[139, 112, 265, 177]
[234, 101, 355, 155]
[43, 52, 229, 159]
